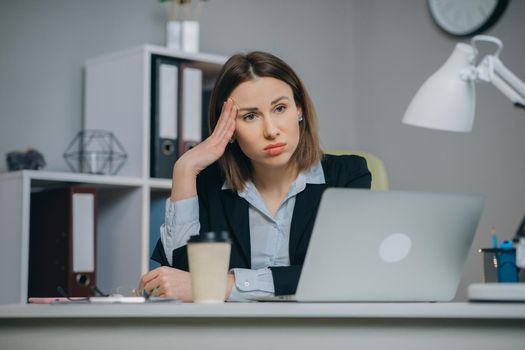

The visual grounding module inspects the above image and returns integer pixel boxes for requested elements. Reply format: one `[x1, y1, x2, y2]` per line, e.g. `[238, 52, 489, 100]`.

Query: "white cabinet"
[0, 46, 226, 303]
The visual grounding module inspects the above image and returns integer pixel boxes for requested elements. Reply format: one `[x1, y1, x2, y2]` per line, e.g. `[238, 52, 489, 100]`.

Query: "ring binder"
[179, 65, 203, 155]
[151, 55, 180, 178]
[28, 187, 97, 297]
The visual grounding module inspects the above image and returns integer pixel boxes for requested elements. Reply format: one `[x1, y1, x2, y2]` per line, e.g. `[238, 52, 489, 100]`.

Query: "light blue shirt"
[160, 161, 325, 301]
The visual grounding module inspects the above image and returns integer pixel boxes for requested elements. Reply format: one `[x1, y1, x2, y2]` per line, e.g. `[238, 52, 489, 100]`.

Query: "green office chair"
[325, 150, 389, 190]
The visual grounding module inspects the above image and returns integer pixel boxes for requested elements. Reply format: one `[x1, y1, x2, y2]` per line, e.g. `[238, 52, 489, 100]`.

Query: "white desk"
[1, 302, 524, 350]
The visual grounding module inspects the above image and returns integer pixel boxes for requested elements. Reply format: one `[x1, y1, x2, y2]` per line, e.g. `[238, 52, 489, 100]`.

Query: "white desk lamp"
[402, 35, 525, 132]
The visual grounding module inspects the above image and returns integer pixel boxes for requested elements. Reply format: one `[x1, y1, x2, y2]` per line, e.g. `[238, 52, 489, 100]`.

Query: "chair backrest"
[325, 150, 389, 190]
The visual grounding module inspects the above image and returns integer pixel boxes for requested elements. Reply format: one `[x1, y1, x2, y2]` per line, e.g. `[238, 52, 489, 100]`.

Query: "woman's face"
[230, 77, 302, 171]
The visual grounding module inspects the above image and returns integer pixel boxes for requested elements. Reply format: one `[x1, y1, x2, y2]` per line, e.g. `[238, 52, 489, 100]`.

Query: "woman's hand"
[138, 266, 192, 301]
[170, 98, 237, 201]
[138, 267, 236, 302]
[177, 97, 237, 176]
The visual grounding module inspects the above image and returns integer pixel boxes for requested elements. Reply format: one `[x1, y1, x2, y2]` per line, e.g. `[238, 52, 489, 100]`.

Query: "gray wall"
[0, 0, 164, 173]
[0, 0, 357, 173]
[1, 0, 524, 300]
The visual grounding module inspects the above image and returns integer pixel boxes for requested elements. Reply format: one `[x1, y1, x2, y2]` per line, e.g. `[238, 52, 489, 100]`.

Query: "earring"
[228, 138, 235, 144]
[298, 115, 304, 123]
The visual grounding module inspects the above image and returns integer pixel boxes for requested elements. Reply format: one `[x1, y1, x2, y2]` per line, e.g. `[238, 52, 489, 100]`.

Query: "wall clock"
[427, 0, 509, 37]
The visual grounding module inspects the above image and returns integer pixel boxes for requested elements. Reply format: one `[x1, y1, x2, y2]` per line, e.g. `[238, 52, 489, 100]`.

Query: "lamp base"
[468, 283, 525, 301]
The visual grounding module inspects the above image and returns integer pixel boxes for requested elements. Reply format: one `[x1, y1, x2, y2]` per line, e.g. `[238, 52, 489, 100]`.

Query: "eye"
[243, 113, 257, 122]
[274, 104, 287, 113]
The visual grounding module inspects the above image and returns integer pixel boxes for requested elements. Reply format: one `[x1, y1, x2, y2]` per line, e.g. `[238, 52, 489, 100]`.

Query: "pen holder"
[479, 248, 524, 283]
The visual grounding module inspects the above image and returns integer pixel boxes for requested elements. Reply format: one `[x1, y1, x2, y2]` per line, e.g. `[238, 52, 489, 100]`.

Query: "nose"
[263, 117, 280, 139]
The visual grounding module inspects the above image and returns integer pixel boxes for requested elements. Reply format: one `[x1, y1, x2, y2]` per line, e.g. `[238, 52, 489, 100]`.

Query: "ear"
[297, 106, 303, 117]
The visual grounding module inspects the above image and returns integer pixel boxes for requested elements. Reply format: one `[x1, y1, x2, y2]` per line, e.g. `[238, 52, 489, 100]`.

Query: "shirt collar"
[221, 160, 325, 195]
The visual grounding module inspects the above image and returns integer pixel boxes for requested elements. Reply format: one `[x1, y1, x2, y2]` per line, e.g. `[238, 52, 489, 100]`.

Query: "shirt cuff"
[227, 268, 275, 302]
[165, 197, 199, 226]
[161, 197, 200, 265]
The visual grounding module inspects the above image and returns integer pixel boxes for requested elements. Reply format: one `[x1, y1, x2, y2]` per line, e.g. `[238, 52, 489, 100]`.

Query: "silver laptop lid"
[296, 189, 484, 302]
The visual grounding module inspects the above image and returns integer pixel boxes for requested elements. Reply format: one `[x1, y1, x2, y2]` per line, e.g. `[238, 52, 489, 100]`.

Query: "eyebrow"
[237, 96, 290, 112]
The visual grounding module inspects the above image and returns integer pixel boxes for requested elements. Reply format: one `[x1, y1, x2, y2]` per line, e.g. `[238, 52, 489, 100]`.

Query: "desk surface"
[3, 302, 525, 350]
[1, 302, 525, 319]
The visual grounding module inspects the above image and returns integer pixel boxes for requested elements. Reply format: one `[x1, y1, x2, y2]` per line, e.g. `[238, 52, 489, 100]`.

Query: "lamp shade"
[402, 43, 476, 132]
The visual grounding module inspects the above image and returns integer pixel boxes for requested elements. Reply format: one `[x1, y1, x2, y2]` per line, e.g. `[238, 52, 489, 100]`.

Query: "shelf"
[1, 170, 144, 188]
[86, 45, 226, 68]
[148, 178, 172, 191]
[0, 171, 177, 191]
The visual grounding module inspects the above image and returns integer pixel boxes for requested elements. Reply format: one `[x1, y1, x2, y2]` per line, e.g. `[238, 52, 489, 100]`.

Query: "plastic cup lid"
[187, 231, 231, 243]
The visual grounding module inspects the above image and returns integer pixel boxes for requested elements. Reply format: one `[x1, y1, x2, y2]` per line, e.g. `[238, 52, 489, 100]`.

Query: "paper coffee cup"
[187, 231, 231, 303]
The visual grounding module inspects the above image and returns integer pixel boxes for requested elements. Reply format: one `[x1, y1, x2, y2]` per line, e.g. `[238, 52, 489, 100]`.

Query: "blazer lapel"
[220, 190, 251, 267]
[289, 184, 326, 264]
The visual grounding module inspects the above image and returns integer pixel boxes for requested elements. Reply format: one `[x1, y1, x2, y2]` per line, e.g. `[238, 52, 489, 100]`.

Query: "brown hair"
[208, 51, 322, 192]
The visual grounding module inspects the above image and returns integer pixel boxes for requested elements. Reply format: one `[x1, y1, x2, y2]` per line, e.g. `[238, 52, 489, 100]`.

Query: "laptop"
[261, 188, 484, 302]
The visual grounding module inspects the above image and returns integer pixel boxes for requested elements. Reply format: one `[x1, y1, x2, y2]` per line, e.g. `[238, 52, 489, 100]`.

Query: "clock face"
[427, 0, 509, 37]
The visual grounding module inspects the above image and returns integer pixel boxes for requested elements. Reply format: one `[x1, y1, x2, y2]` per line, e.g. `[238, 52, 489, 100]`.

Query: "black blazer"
[151, 154, 371, 295]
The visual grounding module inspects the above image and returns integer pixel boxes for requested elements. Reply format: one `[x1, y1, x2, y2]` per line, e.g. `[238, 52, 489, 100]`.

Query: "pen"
[132, 288, 150, 299]
[143, 289, 151, 299]
[491, 227, 498, 268]
[491, 227, 498, 249]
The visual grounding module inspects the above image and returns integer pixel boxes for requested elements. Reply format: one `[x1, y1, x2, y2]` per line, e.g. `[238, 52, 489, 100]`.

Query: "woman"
[139, 51, 371, 302]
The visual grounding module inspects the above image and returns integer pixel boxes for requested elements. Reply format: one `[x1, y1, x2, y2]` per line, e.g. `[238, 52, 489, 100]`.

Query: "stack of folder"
[151, 55, 208, 178]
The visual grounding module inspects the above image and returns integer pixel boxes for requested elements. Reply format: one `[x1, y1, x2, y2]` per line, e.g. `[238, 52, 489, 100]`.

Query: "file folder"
[151, 55, 180, 178]
[201, 88, 213, 140]
[29, 187, 97, 297]
[179, 65, 203, 156]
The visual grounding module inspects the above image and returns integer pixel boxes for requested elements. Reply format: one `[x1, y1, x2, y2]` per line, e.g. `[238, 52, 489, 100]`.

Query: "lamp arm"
[476, 55, 525, 109]
[491, 73, 525, 108]
[493, 57, 525, 101]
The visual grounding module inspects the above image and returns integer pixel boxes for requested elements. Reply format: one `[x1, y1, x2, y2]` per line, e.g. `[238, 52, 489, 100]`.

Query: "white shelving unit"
[0, 46, 226, 304]
[0, 171, 151, 304]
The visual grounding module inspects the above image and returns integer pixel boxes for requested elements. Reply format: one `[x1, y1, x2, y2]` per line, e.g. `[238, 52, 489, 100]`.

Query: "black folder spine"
[150, 55, 180, 179]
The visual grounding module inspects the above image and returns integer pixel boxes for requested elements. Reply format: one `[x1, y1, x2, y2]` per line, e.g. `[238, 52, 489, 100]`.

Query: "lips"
[264, 142, 287, 156]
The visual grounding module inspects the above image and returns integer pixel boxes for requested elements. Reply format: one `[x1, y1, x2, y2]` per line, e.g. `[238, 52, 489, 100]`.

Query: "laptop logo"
[379, 233, 412, 263]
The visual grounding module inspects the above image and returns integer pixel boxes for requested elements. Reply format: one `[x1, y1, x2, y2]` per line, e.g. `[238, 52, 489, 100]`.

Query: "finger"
[223, 108, 237, 144]
[143, 279, 160, 295]
[154, 285, 166, 297]
[211, 100, 229, 137]
[140, 268, 161, 286]
[139, 268, 162, 289]
[212, 99, 234, 139]
[217, 104, 236, 143]
[226, 111, 236, 139]
[150, 286, 160, 297]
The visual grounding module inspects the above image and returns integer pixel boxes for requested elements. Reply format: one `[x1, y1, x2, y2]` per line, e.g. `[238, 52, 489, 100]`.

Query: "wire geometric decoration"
[63, 130, 127, 175]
